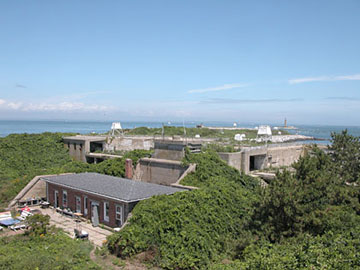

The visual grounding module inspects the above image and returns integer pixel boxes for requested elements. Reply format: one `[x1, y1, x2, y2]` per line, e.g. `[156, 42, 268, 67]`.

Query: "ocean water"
[0, 120, 359, 143]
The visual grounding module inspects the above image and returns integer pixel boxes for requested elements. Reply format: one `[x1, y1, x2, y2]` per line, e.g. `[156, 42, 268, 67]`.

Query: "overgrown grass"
[0, 231, 100, 270]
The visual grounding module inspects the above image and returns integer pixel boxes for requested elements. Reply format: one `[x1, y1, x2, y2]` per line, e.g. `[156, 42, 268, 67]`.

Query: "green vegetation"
[0, 230, 99, 270]
[0, 133, 74, 207]
[26, 214, 51, 237]
[210, 228, 360, 270]
[0, 212, 99, 270]
[180, 149, 257, 189]
[107, 130, 360, 269]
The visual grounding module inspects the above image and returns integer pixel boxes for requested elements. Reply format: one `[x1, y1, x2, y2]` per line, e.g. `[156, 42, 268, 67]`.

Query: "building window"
[67, 143, 70, 149]
[74, 144, 77, 150]
[115, 204, 123, 226]
[79, 143, 82, 151]
[62, 190, 67, 208]
[104, 202, 109, 222]
[75, 196, 81, 213]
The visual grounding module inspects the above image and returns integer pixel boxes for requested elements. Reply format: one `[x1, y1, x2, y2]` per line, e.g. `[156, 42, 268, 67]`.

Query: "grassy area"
[0, 230, 100, 270]
[125, 126, 288, 139]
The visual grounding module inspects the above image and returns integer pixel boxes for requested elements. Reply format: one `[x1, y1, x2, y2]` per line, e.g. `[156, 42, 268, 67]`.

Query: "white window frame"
[104, 201, 109, 222]
[62, 190, 67, 208]
[75, 196, 81, 213]
[54, 190, 59, 208]
[115, 204, 123, 226]
[84, 196, 88, 215]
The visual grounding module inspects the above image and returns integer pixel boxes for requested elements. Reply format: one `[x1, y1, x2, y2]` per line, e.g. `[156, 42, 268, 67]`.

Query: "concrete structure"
[43, 173, 184, 228]
[63, 135, 154, 163]
[134, 158, 188, 185]
[63, 136, 106, 162]
[8, 174, 73, 209]
[104, 136, 153, 152]
[218, 143, 308, 174]
[153, 140, 202, 161]
[131, 139, 200, 187]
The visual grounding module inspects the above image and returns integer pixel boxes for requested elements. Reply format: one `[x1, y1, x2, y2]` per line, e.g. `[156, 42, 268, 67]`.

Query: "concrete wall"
[152, 141, 185, 161]
[135, 158, 188, 185]
[64, 141, 86, 162]
[218, 152, 242, 171]
[105, 137, 153, 152]
[267, 145, 305, 168]
[219, 144, 306, 174]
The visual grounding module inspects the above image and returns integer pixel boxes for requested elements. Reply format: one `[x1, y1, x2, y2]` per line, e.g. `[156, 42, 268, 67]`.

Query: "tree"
[329, 129, 360, 183]
[26, 214, 50, 236]
[255, 142, 360, 242]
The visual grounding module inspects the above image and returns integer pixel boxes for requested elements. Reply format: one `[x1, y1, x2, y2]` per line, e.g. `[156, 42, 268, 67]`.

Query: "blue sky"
[0, 0, 359, 125]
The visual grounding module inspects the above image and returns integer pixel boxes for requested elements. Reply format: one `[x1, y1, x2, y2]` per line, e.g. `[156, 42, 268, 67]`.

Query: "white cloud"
[188, 83, 247, 93]
[0, 98, 112, 112]
[289, 76, 331, 84]
[7, 102, 22, 110]
[335, 74, 360, 81]
[289, 73, 360, 84]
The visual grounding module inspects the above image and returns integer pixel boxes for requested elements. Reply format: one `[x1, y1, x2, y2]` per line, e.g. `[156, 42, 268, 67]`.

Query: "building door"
[75, 196, 81, 213]
[91, 201, 99, 227]
[250, 156, 255, 171]
[54, 190, 59, 208]
[84, 196, 88, 216]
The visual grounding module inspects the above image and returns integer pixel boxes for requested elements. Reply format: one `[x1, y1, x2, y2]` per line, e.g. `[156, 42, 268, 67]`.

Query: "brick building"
[43, 173, 183, 227]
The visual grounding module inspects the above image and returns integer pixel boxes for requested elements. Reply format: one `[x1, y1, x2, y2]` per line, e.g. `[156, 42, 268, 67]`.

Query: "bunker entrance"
[249, 154, 266, 171]
[90, 142, 103, 152]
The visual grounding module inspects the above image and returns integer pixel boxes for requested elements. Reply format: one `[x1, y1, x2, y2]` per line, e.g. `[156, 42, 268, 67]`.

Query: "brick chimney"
[125, 158, 133, 179]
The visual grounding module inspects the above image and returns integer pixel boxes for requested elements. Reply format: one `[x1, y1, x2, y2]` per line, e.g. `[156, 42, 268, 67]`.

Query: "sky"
[0, 0, 360, 125]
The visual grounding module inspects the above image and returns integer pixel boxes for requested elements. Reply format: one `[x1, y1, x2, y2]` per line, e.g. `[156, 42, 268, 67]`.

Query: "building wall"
[105, 137, 153, 152]
[218, 152, 243, 171]
[47, 183, 134, 228]
[152, 141, 185, 161]
[267, 145, 305, 168]
[136, 159, 187, 185]
[64, 140, 87, 162]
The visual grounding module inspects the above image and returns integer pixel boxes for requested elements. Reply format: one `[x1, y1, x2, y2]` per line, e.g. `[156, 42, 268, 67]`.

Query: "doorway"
[91, 201, 100, 227]
[84, 196, 88, 216]
[249, 155, 266, 171]
[54, 190, 59, 208]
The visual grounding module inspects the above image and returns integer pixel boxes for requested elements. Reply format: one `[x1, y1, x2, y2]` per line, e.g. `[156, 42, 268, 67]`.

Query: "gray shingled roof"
[42, 173, 184, 202]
